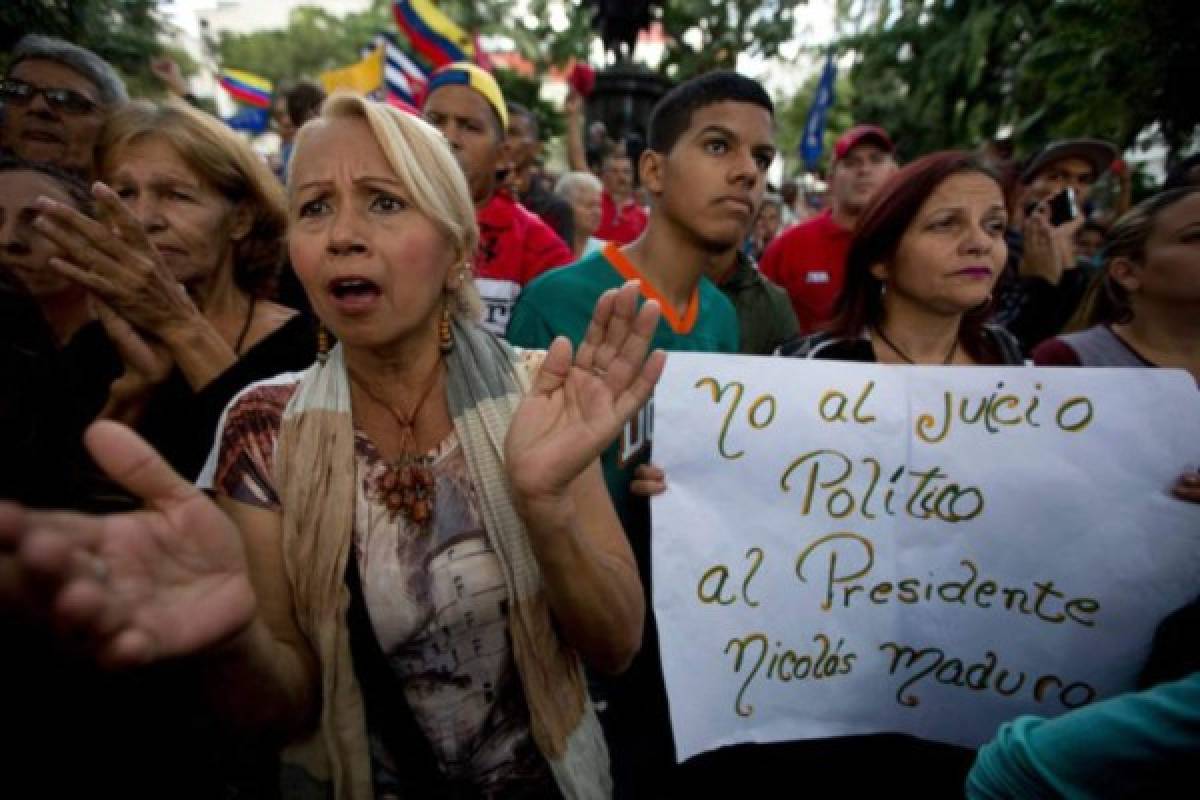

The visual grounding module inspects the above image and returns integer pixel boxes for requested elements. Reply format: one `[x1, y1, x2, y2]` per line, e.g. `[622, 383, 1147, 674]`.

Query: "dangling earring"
[317, 323, 331, 364]
[439, 301, 453, 353]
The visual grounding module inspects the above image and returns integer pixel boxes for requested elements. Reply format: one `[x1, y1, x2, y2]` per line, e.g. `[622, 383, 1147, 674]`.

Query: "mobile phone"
[1048, 187, 1079, 227]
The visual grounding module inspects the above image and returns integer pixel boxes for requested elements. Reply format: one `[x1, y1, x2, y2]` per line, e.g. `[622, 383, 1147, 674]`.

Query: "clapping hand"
[35, 183, 202, 335]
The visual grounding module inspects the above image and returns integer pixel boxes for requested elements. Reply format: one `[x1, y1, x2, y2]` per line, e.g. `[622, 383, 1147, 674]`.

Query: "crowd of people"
[1, 30, 1198, 799]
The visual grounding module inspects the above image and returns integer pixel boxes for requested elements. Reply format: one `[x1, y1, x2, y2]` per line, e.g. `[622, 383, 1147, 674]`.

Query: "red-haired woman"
[780, 151, 1023, 365]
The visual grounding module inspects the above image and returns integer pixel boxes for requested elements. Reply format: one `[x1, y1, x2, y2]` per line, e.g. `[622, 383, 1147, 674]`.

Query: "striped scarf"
[273, 318, 610, 798]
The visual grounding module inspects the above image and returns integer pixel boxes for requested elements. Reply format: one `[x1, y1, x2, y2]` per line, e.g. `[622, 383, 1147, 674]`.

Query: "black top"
[66, 313, 317, 482]
[520, 180, 576, 251]
[992, 227, 1096, 355]
[0, 285, 131, 510]
[780, 324, 1025, 365]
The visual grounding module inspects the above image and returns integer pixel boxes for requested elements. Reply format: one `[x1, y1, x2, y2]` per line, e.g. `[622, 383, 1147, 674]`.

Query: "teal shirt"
[967, 671, 1200, 798]
[507, 246, 739, 518]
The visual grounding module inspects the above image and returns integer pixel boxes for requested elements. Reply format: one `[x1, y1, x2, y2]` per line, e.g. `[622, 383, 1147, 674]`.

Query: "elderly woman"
[0, 94, 661, 798]
[0, 157, 96, 346]
[555, 170, 605, 258]
[781, 151, 1023, 365]
[33, 100, 315, 479]
[0, 157, 131, 509]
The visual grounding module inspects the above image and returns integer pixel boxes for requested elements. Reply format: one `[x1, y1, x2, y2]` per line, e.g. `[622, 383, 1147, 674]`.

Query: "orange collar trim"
[602, 242, 699, 334]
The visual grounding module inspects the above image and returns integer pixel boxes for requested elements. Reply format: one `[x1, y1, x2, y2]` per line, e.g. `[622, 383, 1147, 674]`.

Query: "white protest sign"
[651, 354, 1200, 762]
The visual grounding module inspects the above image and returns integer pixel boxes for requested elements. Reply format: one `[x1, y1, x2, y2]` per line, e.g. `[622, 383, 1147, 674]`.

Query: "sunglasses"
[0, 79, 99, 115]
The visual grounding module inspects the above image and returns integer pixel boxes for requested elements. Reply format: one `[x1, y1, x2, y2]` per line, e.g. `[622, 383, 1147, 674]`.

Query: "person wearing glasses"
[0, 35, 127, 179]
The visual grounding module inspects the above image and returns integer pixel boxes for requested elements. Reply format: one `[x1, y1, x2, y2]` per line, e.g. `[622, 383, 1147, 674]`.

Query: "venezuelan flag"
[392, 0, 474, 68]
[218, 69, 273, 109]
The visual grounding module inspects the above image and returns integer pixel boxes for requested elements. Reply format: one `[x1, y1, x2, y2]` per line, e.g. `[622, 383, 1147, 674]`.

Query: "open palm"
[505, 282, 666, 501]
[0, 422, 255, 667]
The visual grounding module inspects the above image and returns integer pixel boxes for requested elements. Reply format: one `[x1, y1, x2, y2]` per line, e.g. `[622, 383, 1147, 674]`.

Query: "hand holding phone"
[1047, 187, 1079, 227]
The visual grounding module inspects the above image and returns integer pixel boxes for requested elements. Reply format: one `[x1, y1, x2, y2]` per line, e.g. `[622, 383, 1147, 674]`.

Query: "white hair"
[10, 35, 128, 106]
[554, 170, 602, 201]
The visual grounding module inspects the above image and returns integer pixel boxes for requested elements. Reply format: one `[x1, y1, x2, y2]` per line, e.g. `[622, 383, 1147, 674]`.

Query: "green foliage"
[836, 0, 1200, 161]
[493, 69, 565, 140]
[519, 1, 807, 81]
[525, 0, 597, 70]
[655, 0, 808, 79]
[0, 0, 166, 93]
[213, 2, 392, 85]
[213, 0, 520, 86]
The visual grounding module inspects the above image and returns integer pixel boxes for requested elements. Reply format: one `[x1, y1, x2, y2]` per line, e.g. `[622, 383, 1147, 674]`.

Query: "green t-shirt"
[507, 244, 739, 525]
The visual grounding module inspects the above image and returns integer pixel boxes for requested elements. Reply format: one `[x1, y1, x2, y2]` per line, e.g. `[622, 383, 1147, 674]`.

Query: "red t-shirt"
[475, 192, 574, 337]
[758, 210, 853, 335]
[594, 192, 648, 245]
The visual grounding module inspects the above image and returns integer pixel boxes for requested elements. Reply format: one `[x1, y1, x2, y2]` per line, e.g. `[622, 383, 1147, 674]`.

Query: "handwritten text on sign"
[651, 355, 1200, 761]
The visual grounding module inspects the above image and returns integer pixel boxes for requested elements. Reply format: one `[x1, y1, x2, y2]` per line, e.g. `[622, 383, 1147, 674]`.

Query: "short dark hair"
[285, 81, 326, 129]
[829, 150, 1004, 362]
[648, 71, 773, 155]
[1164, 153, 1200, 191]
[0, 155, 94, 217]
[507, 101, 538, 138]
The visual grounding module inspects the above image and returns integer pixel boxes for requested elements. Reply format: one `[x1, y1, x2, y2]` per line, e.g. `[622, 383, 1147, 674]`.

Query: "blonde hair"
[97, 99, 287, 296]
[291, 93, 482, 321]
[1066, 185, 1200, 331]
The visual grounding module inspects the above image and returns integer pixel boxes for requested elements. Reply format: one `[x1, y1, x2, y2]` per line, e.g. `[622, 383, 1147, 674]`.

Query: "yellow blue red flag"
[392, 0, 474, 68]
[217, 68, 273, 109]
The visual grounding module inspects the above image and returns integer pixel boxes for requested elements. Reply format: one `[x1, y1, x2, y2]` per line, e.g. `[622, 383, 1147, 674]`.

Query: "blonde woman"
[0, 94, 663, 798]
[32, 100, 314, 478]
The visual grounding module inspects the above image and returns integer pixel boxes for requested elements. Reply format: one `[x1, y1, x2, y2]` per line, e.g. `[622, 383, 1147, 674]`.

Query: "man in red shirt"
[593, 150, 648, 244]
[760, 124, 897, 333]
[423, 63, 573, 337]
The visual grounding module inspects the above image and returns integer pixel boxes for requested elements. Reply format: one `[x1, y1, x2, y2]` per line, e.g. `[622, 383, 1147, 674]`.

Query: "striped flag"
[392, 0, 474, 68]
[217, 68, 273, 109]
[380, 33, 430, 106]
[360, 33, 430, 110]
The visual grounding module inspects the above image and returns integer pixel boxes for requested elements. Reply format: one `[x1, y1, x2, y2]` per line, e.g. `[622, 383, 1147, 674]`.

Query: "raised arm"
[564, 90, 589, 174]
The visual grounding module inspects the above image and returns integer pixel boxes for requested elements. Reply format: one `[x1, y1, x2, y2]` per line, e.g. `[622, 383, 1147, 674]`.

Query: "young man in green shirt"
[507, 70, 777, 797]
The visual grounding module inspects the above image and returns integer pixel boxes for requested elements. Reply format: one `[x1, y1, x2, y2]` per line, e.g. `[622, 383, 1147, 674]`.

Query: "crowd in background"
[1, 30, 1199, 799]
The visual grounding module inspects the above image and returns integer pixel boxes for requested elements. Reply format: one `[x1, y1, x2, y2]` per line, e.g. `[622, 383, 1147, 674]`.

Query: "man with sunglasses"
[1, 35, 127, 178]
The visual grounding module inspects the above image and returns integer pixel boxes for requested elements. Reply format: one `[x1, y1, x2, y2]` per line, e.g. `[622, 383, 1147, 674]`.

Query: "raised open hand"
[35, 183, 201, 334]
[0, 422, 256, 668]
[505, 281, 665, 504]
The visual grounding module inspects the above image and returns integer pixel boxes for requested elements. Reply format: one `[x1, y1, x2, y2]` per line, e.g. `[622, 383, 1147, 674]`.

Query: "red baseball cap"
[834, 124, 894, 161]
